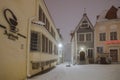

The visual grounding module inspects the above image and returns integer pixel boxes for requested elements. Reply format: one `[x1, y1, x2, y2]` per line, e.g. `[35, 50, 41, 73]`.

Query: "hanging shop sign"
[0, 8, 26, 41]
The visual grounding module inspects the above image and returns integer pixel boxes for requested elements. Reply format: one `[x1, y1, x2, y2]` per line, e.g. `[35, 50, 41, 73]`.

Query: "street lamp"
[58, 43, 63, 48]
[80, 47, 84, 51]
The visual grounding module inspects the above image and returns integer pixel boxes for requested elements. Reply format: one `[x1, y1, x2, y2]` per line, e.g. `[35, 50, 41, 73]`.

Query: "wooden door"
[110, 49, 118, 62]
[80, 51, 85, 61]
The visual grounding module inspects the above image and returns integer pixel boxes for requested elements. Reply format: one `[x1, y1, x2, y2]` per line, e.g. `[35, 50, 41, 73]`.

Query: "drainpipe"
[26, 16, 36, 77]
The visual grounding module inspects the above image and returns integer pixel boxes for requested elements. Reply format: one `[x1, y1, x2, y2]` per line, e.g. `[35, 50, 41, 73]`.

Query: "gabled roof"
[70, 13, 94, 41]
[97, 6, 119, 21]
[105, 6, 118, 19]
[74, 13, 94, 33]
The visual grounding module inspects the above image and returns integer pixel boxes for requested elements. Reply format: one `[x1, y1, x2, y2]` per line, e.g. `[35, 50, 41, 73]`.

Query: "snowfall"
[28, 63, 120, 80]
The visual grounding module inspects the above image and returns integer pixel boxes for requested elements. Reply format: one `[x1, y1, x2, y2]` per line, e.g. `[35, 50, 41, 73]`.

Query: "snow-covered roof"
[117, 7, 120, 18]
[97, 6, 120, 22]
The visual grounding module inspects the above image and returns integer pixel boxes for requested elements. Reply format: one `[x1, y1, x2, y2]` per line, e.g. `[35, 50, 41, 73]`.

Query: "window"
[54, 45, 58, 55]
[49, 40, 52, 54]
[86, 33, 92, 41]
[46, 18, 50, 31]
[30, 31, 40, 51]
[45, 37, 48, 53]
[97, 47, 103, 53]
[43, 13, 46, 24]
[99, 33, 106, 41]
[32, 62, 40, 69]
[42, 34, 53, 54]
[88, 49, 93, 58]
[78, 34, 84, 41]
[42, 34, 46, 52]
[110, 32, 117, 40]
[51, 27, 56, 38]
[39, 6, 43, 21]
[81, 20, 88, 28]
[39, 6, 50, 32]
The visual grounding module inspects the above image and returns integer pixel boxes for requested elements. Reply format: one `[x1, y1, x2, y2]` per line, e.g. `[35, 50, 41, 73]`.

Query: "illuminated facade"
[0, 0, 62, 80]
[94, 6, 120, 63]
[71, 13, 94, 64]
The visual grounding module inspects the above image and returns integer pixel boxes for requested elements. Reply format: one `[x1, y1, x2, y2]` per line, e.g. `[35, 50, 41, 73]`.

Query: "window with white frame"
[78, 34, 84, 41]
[86, 33, 92, 41]
[30, 31, 40, 51]
[99, 33, 106, 41]
[110, 32, 117, 40]
[88, 49, 93, 58]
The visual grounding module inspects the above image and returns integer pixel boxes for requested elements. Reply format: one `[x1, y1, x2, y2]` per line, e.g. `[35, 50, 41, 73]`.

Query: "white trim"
[87, 48, 94, 57]
[74, 13, 94, 33]
[78, 33, 85, 42]
[86, 32, 93, 42]
[77, 32, 93, 42]
[80, 18, 89, 28]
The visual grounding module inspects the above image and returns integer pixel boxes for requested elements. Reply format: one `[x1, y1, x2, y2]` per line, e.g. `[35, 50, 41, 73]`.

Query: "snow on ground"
[28, 63, 120, 80]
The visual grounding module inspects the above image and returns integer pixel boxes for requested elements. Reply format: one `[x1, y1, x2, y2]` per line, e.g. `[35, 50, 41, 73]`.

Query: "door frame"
[80, 51, 85, 61]
[109, 48, 119, 62]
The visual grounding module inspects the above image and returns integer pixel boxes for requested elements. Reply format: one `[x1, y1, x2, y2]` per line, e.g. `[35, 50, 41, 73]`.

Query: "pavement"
[28, 63, 120, 80]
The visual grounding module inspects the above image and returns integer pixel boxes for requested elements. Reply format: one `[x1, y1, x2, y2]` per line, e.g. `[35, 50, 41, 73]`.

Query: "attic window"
[81, 20, 88, 28]
[83, 20, 87, 23]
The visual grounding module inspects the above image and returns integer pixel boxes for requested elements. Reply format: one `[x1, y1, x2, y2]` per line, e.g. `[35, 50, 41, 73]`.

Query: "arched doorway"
[80, 51, 85, 61]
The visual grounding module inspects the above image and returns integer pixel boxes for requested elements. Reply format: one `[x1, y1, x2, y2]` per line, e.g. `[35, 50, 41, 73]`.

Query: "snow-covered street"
[28, 63, 120, 80]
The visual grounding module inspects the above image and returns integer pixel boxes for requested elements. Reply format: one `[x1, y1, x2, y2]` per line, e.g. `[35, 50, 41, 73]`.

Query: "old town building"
[0, 0, 63, 80]
[94, 6, 120, 63]
[71, 13, 94, 64]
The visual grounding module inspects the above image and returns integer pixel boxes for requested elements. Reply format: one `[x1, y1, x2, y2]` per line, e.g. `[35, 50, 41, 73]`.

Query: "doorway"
[110, 49, 118, 62]
[80, 51, 85, 61]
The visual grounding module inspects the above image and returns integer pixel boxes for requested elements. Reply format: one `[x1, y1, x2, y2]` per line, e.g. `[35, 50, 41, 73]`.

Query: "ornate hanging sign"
[0, 8, 26, 41]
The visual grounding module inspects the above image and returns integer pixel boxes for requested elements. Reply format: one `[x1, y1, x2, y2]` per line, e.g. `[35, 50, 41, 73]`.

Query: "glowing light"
[81, 47, 84, 51]
[58, 43, 63, 48]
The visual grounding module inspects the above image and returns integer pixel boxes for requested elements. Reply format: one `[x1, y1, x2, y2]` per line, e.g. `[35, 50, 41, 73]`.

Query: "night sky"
[44, 0, 120, 44]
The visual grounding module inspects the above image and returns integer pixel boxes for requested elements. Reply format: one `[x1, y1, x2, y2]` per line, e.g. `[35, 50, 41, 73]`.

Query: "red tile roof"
[105, 6, 118, 19]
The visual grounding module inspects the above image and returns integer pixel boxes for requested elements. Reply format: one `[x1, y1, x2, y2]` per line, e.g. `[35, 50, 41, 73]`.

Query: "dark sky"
[44, 0, 120, 44]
